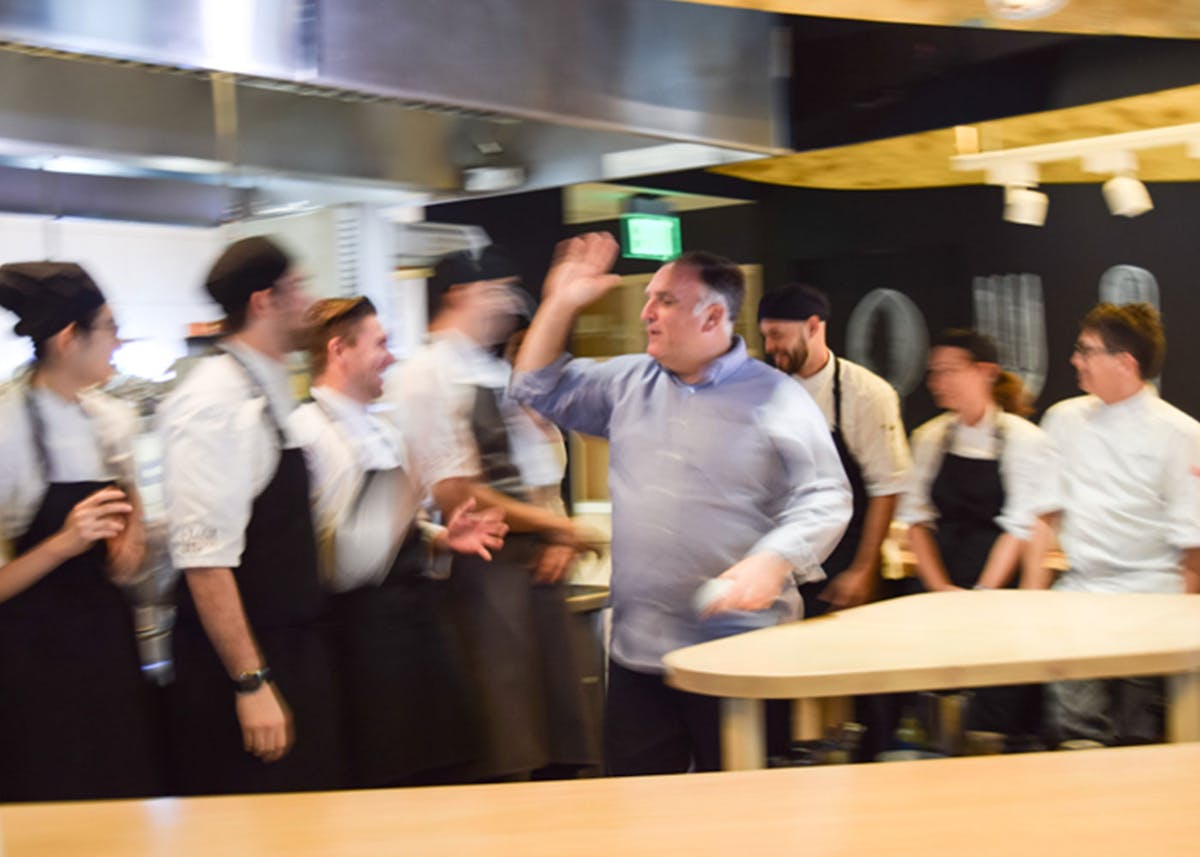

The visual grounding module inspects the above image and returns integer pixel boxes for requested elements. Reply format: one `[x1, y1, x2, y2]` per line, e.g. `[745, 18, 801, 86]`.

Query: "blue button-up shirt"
[511, 337, 852, 673]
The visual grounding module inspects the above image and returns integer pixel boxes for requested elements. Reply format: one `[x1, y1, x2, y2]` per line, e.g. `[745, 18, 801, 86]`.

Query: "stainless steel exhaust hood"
[0, 0, 781, 223]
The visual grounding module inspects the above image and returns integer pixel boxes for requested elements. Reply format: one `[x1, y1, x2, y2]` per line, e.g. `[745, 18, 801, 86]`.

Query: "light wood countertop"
[4, 743, 1200, 856]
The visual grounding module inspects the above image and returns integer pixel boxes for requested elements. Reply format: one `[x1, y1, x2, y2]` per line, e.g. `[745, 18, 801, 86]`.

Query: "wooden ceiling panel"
[712, 84, 1200, 189]
[672, 0, 1200, 40]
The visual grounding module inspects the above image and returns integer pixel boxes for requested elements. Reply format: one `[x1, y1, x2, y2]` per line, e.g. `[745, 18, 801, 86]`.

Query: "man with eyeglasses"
[1023, 302, 1200, 746]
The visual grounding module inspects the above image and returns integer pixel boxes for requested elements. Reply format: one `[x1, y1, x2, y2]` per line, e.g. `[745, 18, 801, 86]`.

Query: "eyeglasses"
[1072, 341, 1120, 358]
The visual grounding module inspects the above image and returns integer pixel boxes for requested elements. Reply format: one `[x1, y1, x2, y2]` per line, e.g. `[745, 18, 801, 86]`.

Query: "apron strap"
[220, 345, 288, 448]
[24, 384, 52, 483]
[832, 355, 843, 433]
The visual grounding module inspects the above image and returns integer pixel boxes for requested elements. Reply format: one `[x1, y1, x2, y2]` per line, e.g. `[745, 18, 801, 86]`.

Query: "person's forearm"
[908, 523, 955, 590]
[847, 494, 898, 574]
[976, 532, 1023, 589]
[513, 295, 581, 374]
[433, 477, 569, 537]
[1020, 513, 1059, 589]
[183, 567, 265, 677]
[1180, 548, 1200, 594]
[0, 534, 76, 603]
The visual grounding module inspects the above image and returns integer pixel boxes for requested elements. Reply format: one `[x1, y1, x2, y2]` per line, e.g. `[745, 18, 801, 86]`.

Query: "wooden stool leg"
[792, 698, 822, 742]
[1167, 669, 1200, 743]
[822, 696, 852, 732]
[721, 698, 766, 770]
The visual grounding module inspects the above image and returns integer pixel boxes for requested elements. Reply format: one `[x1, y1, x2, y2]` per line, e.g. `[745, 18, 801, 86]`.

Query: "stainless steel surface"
[0, 0, 781, 223]
[564, 583, 611, 614]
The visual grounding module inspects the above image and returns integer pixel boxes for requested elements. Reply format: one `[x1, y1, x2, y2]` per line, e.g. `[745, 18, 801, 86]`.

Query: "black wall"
[427, 177, 1200, 429]
[754, 181, 1200, 426]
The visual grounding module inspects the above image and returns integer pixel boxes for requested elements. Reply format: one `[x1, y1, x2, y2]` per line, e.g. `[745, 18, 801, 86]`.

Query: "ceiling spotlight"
[1103, 175, 1153, 217]
[1004, 185, 1048, 226]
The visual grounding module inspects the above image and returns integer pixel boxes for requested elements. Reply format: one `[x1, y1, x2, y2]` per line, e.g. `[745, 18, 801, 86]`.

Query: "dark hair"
[304, 296, 377, 377]
[933, 328, 1000, 364]
[1080, 302, 1164, 379]
[32, 303, 105, 364]
[675, 250, 744, 324]
[993, 370, 1033, 416]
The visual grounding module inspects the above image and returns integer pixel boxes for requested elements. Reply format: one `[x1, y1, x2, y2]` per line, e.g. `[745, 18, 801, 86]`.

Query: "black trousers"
[604, 659, 720, 776]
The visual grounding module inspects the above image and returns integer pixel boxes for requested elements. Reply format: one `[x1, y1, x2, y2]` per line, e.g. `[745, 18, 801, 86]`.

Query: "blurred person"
[384, 247, 599, 781]
[898, 329, 1050, 741]
[900, 330, 1049, 594]
[289, 296, 505, 787]
[500, 291, 576, 582]
[1023, 303, 1200, 745]
[758, 283, 909, 616]
[512, 235, 851, 775]
[160, 236, 344, 795]
[0, 262, 163, 801]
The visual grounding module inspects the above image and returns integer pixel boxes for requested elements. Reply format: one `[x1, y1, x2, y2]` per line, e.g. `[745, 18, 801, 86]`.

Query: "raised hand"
[541, 232, 622, 310]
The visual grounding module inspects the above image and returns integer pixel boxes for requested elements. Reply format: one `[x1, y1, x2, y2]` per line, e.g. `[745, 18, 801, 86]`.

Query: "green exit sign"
[620, 213, 681, 261]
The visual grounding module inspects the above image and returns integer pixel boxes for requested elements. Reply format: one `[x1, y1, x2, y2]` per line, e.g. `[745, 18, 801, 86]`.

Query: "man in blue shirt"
[512, 233, 851, 775]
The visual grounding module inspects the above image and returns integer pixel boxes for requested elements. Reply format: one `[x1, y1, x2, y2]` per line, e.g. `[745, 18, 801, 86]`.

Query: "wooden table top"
[664, 590, 1200, 699]
[4, 743, 1200, 856]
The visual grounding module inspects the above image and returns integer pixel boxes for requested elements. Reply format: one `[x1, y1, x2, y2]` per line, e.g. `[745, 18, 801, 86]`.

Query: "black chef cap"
[757, 283, 831, 323]
[934, 328, 1000, 364]
[0, 261, 107, 342]
[205, 236, 292, 315]
[428, 245, 521, 315]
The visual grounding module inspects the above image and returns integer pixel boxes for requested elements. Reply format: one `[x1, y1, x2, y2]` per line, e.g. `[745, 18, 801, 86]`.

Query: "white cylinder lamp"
[1003, 186, 1049, 226]
[1103, 175, 1153, 217]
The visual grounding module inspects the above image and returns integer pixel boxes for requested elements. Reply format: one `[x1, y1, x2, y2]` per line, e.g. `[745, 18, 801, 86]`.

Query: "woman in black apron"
[904, 329, 1045, 740]
[0, 261, 163, 801]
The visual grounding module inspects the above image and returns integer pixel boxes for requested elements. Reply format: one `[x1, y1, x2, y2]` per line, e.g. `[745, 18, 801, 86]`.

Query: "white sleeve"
[385, 359, 479, 488]
[1162, 423, 1200, 552]
[161, 383, 265, 570]
[996, 417, 1051, 541]
[847, 375, 911, 498]
[329, 471, 406, 592]
[896, 418, 945, 527]
[1030, 402, 1068, 517]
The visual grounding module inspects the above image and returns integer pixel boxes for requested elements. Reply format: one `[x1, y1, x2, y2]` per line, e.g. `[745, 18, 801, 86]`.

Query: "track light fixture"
[953, 122, 1200, 223]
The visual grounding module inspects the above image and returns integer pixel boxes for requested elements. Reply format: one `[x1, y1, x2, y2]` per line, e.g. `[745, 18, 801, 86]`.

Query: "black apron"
[169, 354, 343, 795]
[0, 389, 163, 802]
[799, 358, 870, 619]
[929, 420, 1007, 591]
[448, 385, 598, 779]
[926, 418, 1041, 737]
[322, 404, 477, 787]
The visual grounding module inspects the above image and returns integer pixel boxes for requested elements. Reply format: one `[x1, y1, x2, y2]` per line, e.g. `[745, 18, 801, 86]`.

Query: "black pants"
[604, 659, 719, 776]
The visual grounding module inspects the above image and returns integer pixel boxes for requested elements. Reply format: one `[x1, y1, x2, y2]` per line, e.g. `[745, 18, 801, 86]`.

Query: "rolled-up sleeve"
[510, 354, 621, 439]
[161, 390, 265, 570]
[896, 417, 947, 528]
[750, 387, 852, 581]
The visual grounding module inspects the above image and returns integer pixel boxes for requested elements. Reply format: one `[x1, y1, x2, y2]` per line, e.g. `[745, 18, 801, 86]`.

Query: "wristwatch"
[233, 667, 273, 694]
